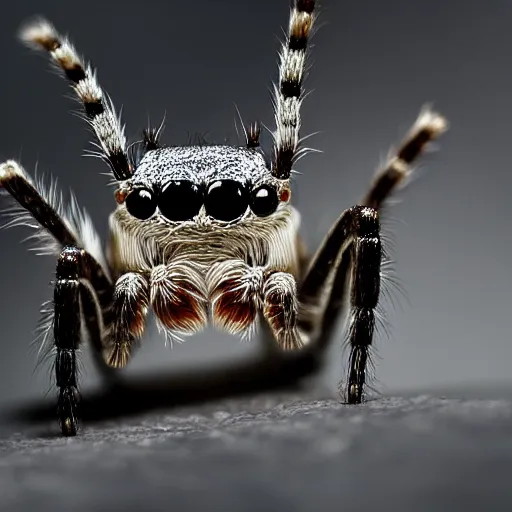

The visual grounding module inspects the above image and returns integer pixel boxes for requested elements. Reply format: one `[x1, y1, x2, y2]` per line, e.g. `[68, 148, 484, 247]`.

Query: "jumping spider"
[0, 0, 447, 436]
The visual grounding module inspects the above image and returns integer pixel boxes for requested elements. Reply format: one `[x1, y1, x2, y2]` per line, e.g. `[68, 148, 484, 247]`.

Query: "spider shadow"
[7, 347, 323, 432]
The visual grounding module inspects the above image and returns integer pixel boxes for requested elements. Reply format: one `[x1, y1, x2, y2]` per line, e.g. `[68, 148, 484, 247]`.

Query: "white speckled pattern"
[132, 145, 278, 189]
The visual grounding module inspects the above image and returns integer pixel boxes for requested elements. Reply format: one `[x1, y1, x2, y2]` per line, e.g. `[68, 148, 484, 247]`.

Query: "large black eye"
[159, 180, 203, 221]
[205, 180, 248, 222]
[125, 188, 157, 220]
[250, 184, 279, 217]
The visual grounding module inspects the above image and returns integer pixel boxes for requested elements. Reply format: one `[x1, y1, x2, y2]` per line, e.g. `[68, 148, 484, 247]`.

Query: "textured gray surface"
[1, 388, 512, 512]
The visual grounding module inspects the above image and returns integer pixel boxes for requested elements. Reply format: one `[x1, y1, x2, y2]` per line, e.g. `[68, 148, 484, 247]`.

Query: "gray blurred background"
[0, 0, 509, 406]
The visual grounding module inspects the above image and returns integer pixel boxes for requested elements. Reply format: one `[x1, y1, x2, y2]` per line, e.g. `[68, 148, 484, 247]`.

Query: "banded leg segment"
[271, 0, 317, 179]
[299, 206, 382, 403]
[54, 247, 83, 436]
[55, 245, 117, 436]
[20, 19, 132, 180]
[345, 217, 381, 403]
[362, 108, 448, 209]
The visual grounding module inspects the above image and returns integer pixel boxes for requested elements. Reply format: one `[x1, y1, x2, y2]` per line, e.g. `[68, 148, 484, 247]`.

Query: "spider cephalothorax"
[0, 1, 447, 436]
[108, 144, 301, 352]
[117, 145, 289, 226]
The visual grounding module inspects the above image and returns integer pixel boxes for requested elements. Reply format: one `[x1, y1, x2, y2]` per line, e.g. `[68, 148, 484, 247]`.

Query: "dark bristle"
[106, 151, 132, 180]
[142, 128, 161, 152]
[273, 147, 295, 180]
[247, 122, 261, 149]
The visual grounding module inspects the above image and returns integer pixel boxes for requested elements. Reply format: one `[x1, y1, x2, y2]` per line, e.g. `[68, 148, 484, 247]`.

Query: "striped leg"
[362, 108, 448, 209]
[271, 0, 317, 180]
[19, 19, 132, 181]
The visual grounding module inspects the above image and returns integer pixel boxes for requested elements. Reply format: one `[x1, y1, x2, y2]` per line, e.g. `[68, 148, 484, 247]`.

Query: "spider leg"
[362, 107, 448, 209]
[0, 160, 77, 246]
[271, 0, 317, 180]
[246, 121, 262, 150]
[19, 19, 132, 181]
[105, 272, 151, 369]
[0, 160, 120, 433]
[0, 160, 112, 312]
[54, 246, 87, 436]
[298, 206, 381, 403]
[261, 271, 303, 350]
[64, 267, 154, 434]
[55, 244, 139, 435]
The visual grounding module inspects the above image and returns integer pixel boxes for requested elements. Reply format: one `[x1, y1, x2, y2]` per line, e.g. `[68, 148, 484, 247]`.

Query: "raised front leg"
[208, 260, 303, 350]
[361, 107, 447, 210]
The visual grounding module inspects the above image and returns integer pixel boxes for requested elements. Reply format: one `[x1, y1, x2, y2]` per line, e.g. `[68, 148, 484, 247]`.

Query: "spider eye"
[159, 180, 204, 221]
[125, 188, 157, 220]
[205, 180, 248, 222]
[250, 184, 279, 217]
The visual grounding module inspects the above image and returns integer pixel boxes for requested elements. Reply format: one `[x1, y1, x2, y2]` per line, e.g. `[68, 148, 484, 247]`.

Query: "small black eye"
[125, 188, 157, 220]
[159, 180, 203, 221]
[250, 184, 279, 217]
[205, 180, 248, 222]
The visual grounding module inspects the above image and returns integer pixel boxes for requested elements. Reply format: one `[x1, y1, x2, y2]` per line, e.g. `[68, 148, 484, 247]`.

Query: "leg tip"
[60, 416, 78, 437]
[345, 383, 364, 405]
[0, 160, 23, 183]
[104, 341, 133, 369]
[58, 386, 80, 436]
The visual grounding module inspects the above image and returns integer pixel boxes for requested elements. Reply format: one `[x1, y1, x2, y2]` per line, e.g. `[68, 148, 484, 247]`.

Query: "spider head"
[114, 145, 291, 228]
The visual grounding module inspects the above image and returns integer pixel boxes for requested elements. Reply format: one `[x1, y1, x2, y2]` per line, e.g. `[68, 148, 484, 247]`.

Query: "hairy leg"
[0, 160, 117, 432]
[104, 272, 150, 369]
[298, 206, 381, 403]
[20, 19, 132, 180]
[362, 108, 447, 209]
[271, 0, 317, 179]
[54, 245, 116, 435]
